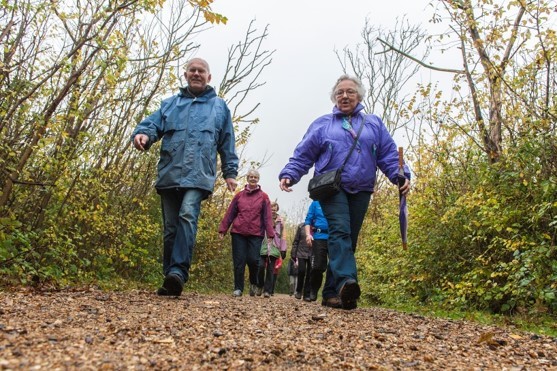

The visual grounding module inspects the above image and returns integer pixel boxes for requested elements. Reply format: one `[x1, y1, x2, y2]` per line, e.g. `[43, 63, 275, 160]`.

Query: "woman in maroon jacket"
[218, 169, 275, 297]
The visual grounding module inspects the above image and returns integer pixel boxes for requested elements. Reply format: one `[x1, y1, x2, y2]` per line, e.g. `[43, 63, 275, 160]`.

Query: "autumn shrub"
[394, 137, 556, 314]
[356, 133, 556, 315]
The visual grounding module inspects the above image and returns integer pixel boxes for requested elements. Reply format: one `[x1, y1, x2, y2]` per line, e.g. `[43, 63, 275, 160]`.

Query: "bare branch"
[377, 37, 465, 74]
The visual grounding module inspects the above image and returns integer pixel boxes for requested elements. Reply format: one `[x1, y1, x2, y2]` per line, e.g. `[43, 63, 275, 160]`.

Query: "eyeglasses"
[335, 89, 358, 98]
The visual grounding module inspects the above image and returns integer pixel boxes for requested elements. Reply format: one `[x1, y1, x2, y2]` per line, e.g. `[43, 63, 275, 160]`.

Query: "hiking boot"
[303, 296, 311, 302]
[232, 290, 242, 297]
[294, 292, 302, 299]
[249, 284, 256, 297]
[255, 286, 263, 296]
[321, 296, 342, 308]
[159, 273, 184, 296]
[263, 292, 271, 298]
[339, 279, 360, 310]
[309, 291, 318, 301]
[156, 287, 168, 296]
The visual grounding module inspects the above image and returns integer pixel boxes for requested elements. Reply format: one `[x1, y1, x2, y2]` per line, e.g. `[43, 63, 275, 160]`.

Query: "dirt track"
[1, 289, 556, 370]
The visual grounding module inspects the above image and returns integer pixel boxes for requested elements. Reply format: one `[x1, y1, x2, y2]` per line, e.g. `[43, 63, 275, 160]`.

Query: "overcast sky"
[194, 0, 451, 222]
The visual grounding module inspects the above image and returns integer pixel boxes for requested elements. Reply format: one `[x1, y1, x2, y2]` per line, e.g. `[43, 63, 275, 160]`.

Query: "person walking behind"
[291, 222, 312, 301]
[305, 200, 337, 306]
[218, 169, 275, 297]
[270, 255, 283, 296]
[279, 74, 411, 309]
[258, 202, 284, 298]
[132, 58, 238, 297]
[286, 253, 298, 296]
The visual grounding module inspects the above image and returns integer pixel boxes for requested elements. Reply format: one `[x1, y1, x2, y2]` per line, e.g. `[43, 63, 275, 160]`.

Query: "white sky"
[195, 0, 453, 222]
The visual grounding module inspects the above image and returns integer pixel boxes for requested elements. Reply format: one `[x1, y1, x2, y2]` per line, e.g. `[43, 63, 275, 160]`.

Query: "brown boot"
[321, 296, 342, 308]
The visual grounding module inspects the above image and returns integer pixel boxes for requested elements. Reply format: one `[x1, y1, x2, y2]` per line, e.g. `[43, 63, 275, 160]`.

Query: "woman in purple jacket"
[279, 75, 411, 310]
[219, 169, 275, 297]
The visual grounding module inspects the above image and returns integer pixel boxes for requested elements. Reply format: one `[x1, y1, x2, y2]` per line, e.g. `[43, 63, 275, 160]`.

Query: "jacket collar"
[244, 184, 261, 193]
[332, 102, 364, 118]
[178, 86, 216, 100]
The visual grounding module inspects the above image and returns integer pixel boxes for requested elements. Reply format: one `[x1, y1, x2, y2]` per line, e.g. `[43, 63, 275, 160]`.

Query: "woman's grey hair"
[246, 169, 260, 178]
[329, 75, 366, 103]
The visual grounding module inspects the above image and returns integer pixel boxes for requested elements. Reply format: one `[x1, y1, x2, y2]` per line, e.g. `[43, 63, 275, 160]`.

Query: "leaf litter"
[1, 289, 556, 369]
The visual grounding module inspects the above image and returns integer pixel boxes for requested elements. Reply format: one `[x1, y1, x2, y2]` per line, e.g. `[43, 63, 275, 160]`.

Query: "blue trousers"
[160, 188, 207, 283]
[231, 233, 262, 292]
[320, 189, 372, 294]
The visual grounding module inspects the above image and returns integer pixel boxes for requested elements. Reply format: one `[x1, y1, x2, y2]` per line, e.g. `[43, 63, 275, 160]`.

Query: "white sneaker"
[232, 290, 242, 297]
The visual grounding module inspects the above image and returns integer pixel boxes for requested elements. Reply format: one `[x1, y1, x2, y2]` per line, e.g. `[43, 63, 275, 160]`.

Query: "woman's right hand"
[279, 178, 292, 192]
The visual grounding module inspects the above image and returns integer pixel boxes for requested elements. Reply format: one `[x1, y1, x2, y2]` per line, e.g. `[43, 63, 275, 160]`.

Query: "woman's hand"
[399, 178, 411, 195]
[305, 234, 313, 247]
[279, 178, 292, 192]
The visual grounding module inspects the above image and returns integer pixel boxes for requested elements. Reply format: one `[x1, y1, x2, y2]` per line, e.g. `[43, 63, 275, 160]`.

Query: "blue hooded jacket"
[304, 201, 328, 240]
[132, 86, 239, 195]
[279, 103, 410, 193]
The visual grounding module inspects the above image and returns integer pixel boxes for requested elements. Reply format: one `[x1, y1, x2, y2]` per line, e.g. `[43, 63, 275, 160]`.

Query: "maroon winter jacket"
[218, 185, 275, 238]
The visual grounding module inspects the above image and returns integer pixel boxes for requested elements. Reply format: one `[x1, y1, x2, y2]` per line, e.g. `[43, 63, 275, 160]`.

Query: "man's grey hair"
[329, 75, 366, 103]
[185, 58, 210, 73]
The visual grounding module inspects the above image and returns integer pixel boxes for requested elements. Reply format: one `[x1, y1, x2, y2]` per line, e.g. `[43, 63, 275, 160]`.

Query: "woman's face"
[246, 172, 259, 187]
[271, 204, 279, 216]
[334, 79, 360, 115]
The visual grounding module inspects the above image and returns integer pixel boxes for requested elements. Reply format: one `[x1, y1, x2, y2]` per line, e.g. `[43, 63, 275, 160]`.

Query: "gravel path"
[1, 289, 556, 370]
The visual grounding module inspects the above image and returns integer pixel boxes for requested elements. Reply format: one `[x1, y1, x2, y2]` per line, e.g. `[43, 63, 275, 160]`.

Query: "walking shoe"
[249, 284, 256, 297]
[255, 286, 263, 296]
[157, 273, 184, 296]
[303, 296, 311, 302]
[294, 292, 302, 299]
[263, 292, 271, 298]
[321, 296, 342, 308]
[232, 290, 242, 297]
[309, 291, 318, 301]
[339, 279, 360, 310]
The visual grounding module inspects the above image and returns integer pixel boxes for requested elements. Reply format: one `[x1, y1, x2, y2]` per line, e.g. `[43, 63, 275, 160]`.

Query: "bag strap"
[339, 115, 365, 172]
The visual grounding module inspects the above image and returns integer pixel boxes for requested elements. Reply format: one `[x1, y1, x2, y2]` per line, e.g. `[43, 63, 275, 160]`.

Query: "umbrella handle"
[398, 147, 403, 167]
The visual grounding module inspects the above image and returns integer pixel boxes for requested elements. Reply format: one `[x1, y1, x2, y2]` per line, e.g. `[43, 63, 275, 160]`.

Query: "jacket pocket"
[158, 120, 186, 172]
[314, 142, 334, 173]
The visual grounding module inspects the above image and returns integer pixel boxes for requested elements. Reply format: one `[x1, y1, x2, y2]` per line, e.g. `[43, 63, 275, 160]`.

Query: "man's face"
[185, 59, 211, 94]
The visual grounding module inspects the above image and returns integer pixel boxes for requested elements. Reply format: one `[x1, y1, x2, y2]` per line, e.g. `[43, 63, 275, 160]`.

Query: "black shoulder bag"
[307, 117, 364, 201]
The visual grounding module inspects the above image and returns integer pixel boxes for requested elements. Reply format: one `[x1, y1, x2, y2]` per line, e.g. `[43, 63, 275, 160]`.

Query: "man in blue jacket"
[132, 58, 239, 296]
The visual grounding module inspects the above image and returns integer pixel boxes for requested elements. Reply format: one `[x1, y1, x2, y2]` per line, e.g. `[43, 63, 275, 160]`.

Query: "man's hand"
[225, 178, 237, 192]
[305, 234, 313, 247]
[133, 134, 149, 151]
[279, 178, 292, 192]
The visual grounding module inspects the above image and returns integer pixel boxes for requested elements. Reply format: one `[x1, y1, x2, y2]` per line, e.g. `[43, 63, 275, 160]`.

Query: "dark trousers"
[231, 233, 262, 292]
[320, 190, 372, 294]
[258, 255, 277, 293]
[310, 239, 328, 296]
[295, 257, 312, 298]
